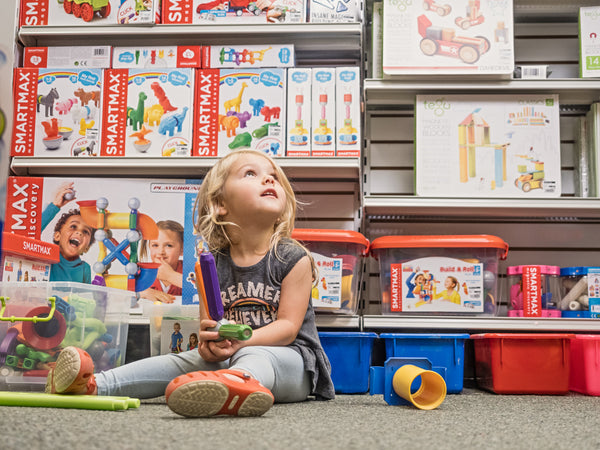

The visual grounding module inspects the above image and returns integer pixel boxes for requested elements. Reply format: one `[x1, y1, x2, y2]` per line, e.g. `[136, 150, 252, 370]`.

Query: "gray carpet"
[2, 389, 599, 449]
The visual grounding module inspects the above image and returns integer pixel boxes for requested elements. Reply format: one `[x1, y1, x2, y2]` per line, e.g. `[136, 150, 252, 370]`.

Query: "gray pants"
[95, 346, 311, 403]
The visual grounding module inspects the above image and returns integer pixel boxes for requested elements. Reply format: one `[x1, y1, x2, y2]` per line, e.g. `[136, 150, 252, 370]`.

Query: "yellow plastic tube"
[392, 364, 447, 410]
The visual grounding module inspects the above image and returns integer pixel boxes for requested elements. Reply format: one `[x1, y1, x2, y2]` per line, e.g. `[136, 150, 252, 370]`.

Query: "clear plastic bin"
[370, 235, 508, 315]
[507, 265, 561, 317]
[559, 267, 600, 317]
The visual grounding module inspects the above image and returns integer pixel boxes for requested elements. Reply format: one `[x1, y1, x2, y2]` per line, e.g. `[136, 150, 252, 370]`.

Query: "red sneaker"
[45, 346, 97, 395]
[165, 369, 274, 417]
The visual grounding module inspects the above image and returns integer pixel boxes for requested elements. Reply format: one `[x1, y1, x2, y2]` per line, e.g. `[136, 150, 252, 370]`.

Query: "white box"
[579, 6, 600, 78]
[112, 46, 202, 69]
[415, 94, 561, 198]
[201, 45, 295, 69]
[335, 67, 360, 157]
[371, 1, 383, 79]
[311, 68, 336, 156]
[286, 68, 311, 156]
[382, 0, 514, 76]
[23, 46, 112, 69]
[309, 0, 360, 23]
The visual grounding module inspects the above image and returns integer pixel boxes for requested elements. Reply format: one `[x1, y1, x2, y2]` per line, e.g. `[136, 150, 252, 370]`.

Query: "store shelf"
[363, 315, 600, 332]
[364, 79, 600, 107]
[363, 196, 600, 221]
[10, 156, 361, 179]
[18, 23, 362, 63]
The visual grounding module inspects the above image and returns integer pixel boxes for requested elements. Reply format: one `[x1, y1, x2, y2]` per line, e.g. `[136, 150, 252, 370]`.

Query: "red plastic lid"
[292, 229, 369, 248]
[471, 333, 575, 340]
[370, 235, 508, 260]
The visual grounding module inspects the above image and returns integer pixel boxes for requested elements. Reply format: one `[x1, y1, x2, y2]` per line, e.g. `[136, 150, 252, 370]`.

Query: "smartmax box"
[11, 67, 104, 158]
[382, 0, 514, 76]
[112, 46, 202, 69]
[162, 0, 305, 24]
[193, 68, 286, 157]
[19, 0, 159, 26]
[286, 68, 311, 156]
[335, 66, 360, 157]
[201, 45, 295, 69]
[311, 68, 336, 156]
[415, 94, 561, 198]
[579, 6, 600, 78]
[101, 68, 195, 157]
[309, 0, 360, 23]
[23, 47, 112, 69]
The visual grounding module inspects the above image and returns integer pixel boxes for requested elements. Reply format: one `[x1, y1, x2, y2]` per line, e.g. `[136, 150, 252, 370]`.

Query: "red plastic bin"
[569, 335, 600, 396]
[471, 333, 574, 394]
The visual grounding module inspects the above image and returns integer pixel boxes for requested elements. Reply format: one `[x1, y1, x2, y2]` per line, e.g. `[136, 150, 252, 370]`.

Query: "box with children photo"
[3, 176, 203, 313]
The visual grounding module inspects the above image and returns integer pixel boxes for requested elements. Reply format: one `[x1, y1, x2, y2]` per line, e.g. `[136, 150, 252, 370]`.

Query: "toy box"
[19, 0, 159, 26]
[569, 334, 600, 396]
[335, 66, 360, 157]
[0, 281, 131, 392]
[415, 94, 562, 198]
[193, 68, 286, 157]
[291, 229, 369, 315]
[286, 68, 311, 156]
[318, 332, 377, 393]
[112, 46, 202, 69]
[3, 176, 203, 312]
[382, 0, 514, 76]
[380, 333, 469, 393]
[100, 68, 195, 157]
[309, 0, 360, 23]
[145, 303, 199, 356]
[371, 1, 383, 79]
[162, 0, 305, 24]
[472, 333, 574, 394]
[201, 45, 295, 69]
[560, 266, 600, 318]
[1, 232, 59, 283]
[579, 6, 600, 78]
[311, 68, 336, 156]
[11, 67, 104, 158]
[507, 265, 562, 317]
[369, 235, 508, 315]
[23, 46, 112, 69]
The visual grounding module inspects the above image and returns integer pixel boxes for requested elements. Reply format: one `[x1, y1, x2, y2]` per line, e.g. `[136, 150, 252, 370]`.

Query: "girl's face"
[54, 215, 93, 261]
[445, 277, 456, 289]
[149, 229, 183, 269]
[415, 274, 425, 284]
[220, 154, 286, 226]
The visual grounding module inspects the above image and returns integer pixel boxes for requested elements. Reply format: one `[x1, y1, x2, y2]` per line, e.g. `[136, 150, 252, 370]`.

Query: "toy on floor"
[0, 392, 139, 411]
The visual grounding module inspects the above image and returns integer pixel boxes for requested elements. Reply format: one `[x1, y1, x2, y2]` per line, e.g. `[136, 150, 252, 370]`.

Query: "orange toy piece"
[41, 118, 61, 139]
[150, 82, 177, 113]
[130, 125, 153, 145]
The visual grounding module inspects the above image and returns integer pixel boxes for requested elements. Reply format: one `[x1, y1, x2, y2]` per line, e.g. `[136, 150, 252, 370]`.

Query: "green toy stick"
[0, 392, 140, 411]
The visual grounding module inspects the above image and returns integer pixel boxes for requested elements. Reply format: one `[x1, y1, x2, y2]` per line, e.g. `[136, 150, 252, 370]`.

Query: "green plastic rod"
[0, 392, 141, 411]
[217, 323, 253, 341]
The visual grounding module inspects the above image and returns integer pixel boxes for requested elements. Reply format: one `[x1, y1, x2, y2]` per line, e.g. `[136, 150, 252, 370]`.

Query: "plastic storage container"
[559, 267, 600, 318]
[318, 332, 378, 393]
[471, 333, 574, 394]
[370, 235, 508, 315]
[145, 303, 200, 357]
[569, 334, 600, 396]
[379, 333, 469, 393]
[292, 229, 369, 315]
[507, 265, 562, 317]
[0, 282, 131, 391]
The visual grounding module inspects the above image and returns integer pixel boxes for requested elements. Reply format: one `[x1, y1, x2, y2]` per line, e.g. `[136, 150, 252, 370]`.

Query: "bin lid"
[471, 333, 575, 340]
[370, 235, 508, 259]
[292, 229, 369, 248]
[507, 265, 560, 276]
[560, 266, 600, 276]
[380, 333, 469, 340]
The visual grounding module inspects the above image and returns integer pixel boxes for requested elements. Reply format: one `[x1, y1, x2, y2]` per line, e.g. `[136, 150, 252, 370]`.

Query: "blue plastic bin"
[318, 332, 378, 394]
[380, 333, 469, 393]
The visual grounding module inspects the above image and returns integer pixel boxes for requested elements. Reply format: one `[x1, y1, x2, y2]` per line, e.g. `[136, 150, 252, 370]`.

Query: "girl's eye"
[244, 170, 256, 177]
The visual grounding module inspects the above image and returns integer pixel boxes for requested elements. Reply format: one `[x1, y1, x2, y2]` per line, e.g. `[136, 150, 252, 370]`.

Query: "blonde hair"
[194, 150, 317, 280]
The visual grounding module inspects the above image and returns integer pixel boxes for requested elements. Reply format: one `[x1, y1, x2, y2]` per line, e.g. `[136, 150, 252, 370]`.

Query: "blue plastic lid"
[560, 266, 600, 276]
[318, 332, 378, 338]
[380, 333, 469, 339]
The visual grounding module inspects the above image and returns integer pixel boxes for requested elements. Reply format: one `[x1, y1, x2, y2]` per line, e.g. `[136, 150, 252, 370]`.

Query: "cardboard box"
[335, 66, 360, 157]
[112, 46, 202, 69]
[309, 0, 360, 23]
[201, 45, 295, 69]
[311, 68, 335, 156]
[11, 67, 104, 157]
[193, 68, 286, 157]
[382, 0, 514, 76]
[579, 6, 600, 78]
[23, 46, 112, 69]
[101, 68, 195, 157]
[3, 176, 203, 311]
[162, 0, 305, 24]
[415, 94, 562, 198]
[1, 232, 59, 283]
[19, 0, 159, 26]
[286, 68, 311, 156]
[371, 1, 383, 79]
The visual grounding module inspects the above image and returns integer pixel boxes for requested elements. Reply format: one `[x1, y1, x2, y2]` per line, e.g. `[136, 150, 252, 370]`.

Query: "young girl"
[46, 149, 335, 417]
[139, 220, 184, 304]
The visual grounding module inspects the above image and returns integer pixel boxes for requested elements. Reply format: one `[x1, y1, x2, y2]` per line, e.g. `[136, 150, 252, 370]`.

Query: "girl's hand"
[139, 288, 175, 304]
[198, 319, 242, 362]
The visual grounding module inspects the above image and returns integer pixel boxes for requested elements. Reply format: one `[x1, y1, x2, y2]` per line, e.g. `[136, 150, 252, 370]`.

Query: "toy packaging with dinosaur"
[415, 94, 561, 198]
[382, 0, 514, 76]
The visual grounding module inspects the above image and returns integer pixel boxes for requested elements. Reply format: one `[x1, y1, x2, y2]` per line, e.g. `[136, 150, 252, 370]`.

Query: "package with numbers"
[415, 94, 562, 198]
[579, 6, 600, 78]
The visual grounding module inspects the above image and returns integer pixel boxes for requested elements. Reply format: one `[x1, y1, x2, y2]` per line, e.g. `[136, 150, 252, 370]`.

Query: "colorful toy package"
[309, 0, 360, 23]
[11, 67, 104, 158]
[101, 68, 195, 157]
[286, 68, 312, 156]
[112, 46, 202, 69]
[415, 94, 561, 198]
[201, 45, 295, 69]
[23, 46, 112, 69]
[382, 0, 514, 76]
[193, 68, 286, 157]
